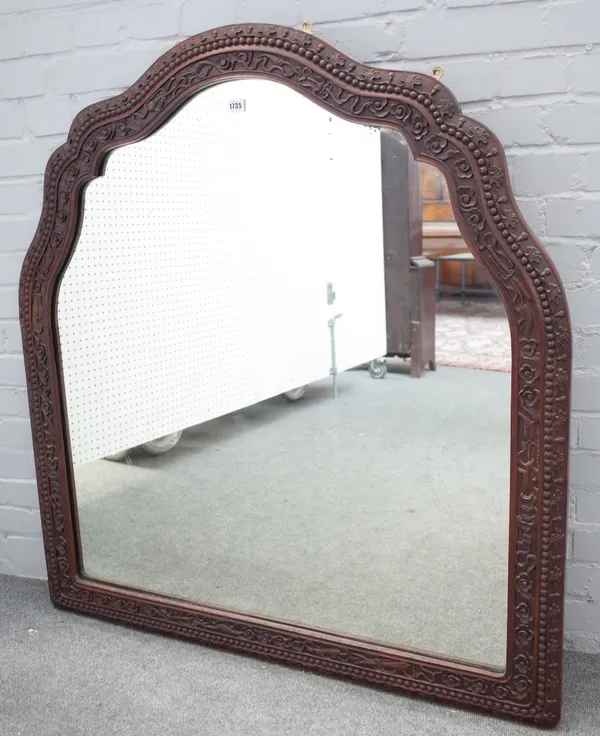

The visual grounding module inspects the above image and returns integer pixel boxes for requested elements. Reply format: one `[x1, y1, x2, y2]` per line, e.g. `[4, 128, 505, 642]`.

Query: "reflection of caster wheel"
[140, 431, 183, 456]
[368, 359, 388, 379]
[282, 386, 307, 402]
[104, 450, 128, 462]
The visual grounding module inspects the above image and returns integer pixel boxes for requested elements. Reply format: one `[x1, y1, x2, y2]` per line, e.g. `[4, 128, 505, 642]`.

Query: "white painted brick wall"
[1, 0, 599, 653]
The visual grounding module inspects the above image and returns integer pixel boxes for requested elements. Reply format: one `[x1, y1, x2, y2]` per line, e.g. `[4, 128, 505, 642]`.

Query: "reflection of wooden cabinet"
[420, 163, 453, 222]
[381, 133, 436, 377]
[419, 164, 491, 289]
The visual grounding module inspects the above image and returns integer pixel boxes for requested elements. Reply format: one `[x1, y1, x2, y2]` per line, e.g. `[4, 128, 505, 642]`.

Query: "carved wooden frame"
[19, 24, 571, 728]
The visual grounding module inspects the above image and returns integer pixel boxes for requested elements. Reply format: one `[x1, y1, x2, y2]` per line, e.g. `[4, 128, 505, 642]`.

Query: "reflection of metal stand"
[429, 252, 497, 304]
[327, 281, 343, 399]
[328, 313, 343, 398]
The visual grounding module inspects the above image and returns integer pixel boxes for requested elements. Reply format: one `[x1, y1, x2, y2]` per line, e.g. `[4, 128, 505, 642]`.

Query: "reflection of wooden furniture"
[427, 252, 497, 303]
[419, 163, 493, 290]
[381, 132, 436, 377]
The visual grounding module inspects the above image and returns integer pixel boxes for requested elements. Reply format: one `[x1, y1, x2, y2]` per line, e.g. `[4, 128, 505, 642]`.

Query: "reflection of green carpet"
[75, 365, 511, 668]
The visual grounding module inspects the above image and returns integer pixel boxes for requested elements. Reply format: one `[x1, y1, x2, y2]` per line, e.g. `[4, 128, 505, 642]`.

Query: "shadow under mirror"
[57, 78, 511, 670]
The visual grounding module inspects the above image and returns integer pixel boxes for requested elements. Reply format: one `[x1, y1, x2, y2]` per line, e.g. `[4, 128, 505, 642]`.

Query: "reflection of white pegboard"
[58, 80, 386, 465]
[325, 119, 386, 372]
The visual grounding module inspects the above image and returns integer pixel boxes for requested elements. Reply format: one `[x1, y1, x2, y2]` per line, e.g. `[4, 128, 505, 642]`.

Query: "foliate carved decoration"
[18, 24, 570, 727]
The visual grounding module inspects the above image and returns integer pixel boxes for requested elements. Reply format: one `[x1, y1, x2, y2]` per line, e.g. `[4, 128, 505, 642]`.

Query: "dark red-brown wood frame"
[18, 24, 571, 727]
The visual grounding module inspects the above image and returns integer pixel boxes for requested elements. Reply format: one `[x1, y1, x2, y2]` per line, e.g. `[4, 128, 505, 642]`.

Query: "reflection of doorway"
[419, 164, 511, 372]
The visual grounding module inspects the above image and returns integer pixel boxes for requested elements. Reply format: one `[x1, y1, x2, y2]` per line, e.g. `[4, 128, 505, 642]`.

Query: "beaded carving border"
[19, 24, 571, 728]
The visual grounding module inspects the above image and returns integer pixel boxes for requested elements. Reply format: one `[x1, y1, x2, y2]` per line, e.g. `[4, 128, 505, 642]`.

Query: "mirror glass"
[57, 79, 511, 669]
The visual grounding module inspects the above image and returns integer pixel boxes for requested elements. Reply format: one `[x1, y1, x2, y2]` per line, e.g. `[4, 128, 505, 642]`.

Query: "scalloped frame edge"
[18, 23, 571, 728]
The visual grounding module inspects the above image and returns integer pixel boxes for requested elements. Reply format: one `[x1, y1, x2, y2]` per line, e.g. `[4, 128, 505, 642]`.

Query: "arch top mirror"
[19, 23, 571, 728]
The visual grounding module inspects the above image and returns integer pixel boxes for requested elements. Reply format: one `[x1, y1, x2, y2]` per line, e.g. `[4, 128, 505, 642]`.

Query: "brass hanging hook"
[301, 20, 313, 34]
[432, 66, 445, 80]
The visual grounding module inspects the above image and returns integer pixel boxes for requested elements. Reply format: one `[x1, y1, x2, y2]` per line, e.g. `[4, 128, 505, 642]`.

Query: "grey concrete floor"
[1, 575, 599, 735]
